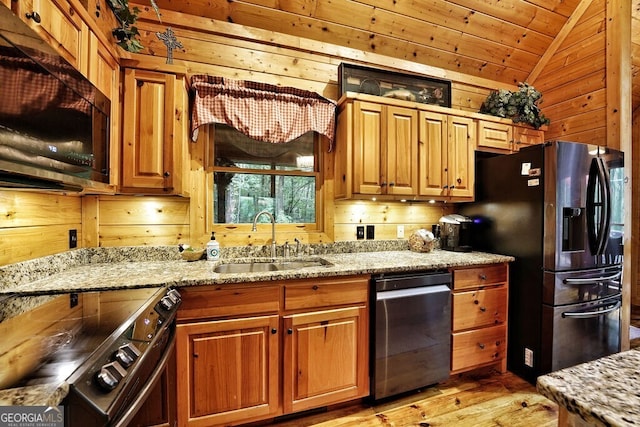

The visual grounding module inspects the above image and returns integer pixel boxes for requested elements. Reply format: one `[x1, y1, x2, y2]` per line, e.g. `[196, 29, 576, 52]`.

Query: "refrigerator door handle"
[563, 271, 622, 284]
[561, 299, 621, 319]
[586, 157, 612, 256]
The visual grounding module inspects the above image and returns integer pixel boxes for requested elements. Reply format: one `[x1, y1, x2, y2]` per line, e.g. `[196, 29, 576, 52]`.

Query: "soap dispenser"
[206, 232, 220, 261]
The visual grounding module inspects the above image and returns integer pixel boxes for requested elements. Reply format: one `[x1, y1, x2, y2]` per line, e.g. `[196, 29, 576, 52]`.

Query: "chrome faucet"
[251, 210, 276, 257]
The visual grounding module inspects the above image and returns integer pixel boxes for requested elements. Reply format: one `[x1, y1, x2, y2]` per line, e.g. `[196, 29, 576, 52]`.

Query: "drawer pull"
[479, 274, 487, 280]
[480, 306, 487, 312]
[26, 11, 42, 23]
[478, 343, 485, 350]
[312, 285, 319, 291]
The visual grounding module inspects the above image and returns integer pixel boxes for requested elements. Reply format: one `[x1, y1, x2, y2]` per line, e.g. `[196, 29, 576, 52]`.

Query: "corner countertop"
[537, 348, 640, 426]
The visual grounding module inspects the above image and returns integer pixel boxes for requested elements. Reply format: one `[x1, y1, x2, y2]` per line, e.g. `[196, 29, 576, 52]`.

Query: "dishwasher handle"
[376, 284, 451, 301]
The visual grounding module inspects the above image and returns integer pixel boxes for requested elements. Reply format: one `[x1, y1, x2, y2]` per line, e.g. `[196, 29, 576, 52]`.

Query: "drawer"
[453, 264, 508, 291]
[452, 286, 507, 331]
[284, 276, 369, 311]
[177, 284, 280, 321]
[451, 324, 507, 372]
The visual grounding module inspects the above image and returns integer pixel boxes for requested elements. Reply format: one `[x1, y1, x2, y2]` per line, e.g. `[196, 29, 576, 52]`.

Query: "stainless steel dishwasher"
[371, 271, 452, 400]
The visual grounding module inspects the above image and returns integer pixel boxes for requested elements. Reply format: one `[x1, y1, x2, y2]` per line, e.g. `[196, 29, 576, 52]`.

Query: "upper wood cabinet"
[13, 0, 88, 74]
[350, 101, 418, 196]
[87, 32, 120, 187]
[478, 121, 513, 152]
[477, 120, 545, 153]
[418, 111, 476, 200]
[121, 68, 188, 194]
[513, 126, 545, 151]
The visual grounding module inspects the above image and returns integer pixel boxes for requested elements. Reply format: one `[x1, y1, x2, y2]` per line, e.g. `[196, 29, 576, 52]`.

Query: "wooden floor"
[257, 368, 558, 427]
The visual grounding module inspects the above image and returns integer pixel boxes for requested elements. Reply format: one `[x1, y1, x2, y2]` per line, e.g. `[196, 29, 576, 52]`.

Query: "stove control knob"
[95, 361, 127, 391]
[114, 343, 141, 368]
[166, 289, 181, 303]
[160, 295, 175, 310]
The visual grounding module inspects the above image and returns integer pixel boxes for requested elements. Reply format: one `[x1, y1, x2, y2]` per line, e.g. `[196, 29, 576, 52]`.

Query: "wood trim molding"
[527, 0, 593, 84]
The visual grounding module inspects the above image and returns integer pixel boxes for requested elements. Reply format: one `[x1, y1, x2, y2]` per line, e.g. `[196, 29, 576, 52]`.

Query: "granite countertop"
[0, 244, 514, 295]
[537, 348, 640, 426]
[0, 242, 513, 408]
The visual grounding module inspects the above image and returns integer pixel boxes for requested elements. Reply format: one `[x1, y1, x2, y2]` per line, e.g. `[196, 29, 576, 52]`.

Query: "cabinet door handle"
[478, 343, 485, 350]
[163, 171, 171, 178]
[480, 306, 487, 312]
[271, 328, 277, 334]
[287, 328, 293, 335]
[26, 11, 41, 23]
[389, 182, 395, 187]
[381, 182, 387, 187]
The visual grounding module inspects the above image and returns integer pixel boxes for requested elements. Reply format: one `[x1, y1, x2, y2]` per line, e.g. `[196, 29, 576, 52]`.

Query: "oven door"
[541, 294, 621, 374]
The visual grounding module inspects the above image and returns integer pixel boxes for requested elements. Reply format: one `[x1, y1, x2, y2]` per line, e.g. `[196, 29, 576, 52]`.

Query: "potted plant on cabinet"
[479, 82, 550, 129]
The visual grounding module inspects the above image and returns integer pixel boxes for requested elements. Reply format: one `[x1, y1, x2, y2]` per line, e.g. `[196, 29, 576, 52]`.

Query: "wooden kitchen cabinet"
[176, 276, 369, 426]
[418, 111, 476, 200]
[13, 0, 88, 74]
[513, 126, 545, 151]
[477, 120, 545, 153]
[121, 68, 188, 194]
[87, 32, 120, 186]
[282, 277, 369, 414]
[176, 315, 280, 427]
[336, 99, 418, 197]
[477, 120, 513, 152]
[451, 263, 509, 374]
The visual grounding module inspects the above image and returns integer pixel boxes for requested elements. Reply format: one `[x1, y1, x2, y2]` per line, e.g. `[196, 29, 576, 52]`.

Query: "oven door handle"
[561, 300, 621, 319]
[562, 271, 622, 285]
[113, 333, 176, 427]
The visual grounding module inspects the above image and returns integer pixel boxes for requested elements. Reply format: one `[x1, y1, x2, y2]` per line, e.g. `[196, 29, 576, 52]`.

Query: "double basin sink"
[213, 257, 332, 274]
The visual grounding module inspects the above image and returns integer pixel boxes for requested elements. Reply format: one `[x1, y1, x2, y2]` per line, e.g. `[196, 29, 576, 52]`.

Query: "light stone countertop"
[0, 243, 513, 409]
[537, 348, 640, 426]
[0, 247, 513, 295]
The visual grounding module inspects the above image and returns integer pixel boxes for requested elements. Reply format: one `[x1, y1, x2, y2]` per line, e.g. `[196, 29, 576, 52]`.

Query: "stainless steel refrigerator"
[459, 141, 624, 384]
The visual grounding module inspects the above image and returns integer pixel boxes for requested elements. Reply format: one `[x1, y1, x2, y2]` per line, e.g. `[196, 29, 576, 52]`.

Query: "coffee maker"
[438, 214, 473, 252]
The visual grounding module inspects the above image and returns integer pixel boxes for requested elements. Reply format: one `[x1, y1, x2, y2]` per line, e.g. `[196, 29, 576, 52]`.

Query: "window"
[212, 124, 321, 226]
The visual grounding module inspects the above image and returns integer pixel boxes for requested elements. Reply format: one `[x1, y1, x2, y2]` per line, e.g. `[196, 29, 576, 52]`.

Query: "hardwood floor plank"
[254, 369, 558, 427]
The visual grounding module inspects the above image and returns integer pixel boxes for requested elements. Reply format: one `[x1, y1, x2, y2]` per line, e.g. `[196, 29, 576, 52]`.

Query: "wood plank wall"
[532, 0, 607, 145]
[0, 1, 617, 266]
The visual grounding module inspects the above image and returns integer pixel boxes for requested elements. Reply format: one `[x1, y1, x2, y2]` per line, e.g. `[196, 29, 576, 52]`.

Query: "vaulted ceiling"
[154, 0, 638, 110]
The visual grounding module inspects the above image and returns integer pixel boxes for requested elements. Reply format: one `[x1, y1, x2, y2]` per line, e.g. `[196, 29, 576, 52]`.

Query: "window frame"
[205, 125, 325, 234]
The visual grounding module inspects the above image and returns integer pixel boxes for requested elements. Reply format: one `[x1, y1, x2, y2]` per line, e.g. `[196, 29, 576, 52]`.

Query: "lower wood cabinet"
[175, 276, 369, 427]
[176, 315, 280, 426]
[283, 306, 368, 414]
[451, 264, 509, 374]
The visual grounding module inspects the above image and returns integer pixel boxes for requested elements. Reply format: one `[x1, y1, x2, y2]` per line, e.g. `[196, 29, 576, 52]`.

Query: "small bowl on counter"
[179, 246, 206, 262]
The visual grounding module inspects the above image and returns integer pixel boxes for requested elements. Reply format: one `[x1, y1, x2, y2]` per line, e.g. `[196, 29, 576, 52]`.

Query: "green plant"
[108, 0, 143, 53]
[479, 82, 550, 129]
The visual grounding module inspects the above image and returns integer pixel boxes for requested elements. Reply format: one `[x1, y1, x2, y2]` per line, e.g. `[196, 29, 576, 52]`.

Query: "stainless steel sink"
[213, 259, 332, 274]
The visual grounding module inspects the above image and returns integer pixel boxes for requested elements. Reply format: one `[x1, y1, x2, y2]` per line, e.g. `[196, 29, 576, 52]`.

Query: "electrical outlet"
[397, 225, 405, 238]
[366, 225, 375, 240]
[69, 229, 78, 249]
[356, 226, 365, 240]
[524, 348, 534, 367]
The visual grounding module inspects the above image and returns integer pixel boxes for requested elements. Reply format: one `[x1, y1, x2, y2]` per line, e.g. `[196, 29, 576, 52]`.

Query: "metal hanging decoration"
[149, 0, 183, 64]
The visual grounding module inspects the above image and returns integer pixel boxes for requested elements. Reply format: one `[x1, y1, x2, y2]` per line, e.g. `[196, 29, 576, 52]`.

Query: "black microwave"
[0, 4, 110, 190]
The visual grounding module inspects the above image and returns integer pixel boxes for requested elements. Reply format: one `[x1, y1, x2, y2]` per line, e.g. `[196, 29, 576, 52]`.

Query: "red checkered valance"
[190, 75, 337, 150]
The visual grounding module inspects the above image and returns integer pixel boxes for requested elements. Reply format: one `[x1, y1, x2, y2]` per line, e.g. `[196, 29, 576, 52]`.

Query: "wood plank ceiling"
[154, 0, 639, 111]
